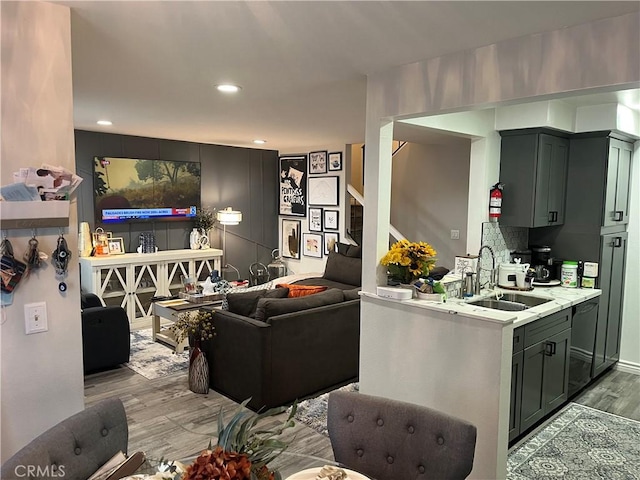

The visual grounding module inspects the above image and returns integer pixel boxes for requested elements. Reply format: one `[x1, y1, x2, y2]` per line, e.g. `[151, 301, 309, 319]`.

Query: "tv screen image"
[94, 157, 201, 223]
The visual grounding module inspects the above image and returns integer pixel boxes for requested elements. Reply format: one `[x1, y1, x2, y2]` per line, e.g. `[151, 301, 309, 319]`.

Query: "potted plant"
[380, 239, 437, 284]
[195, 208, 216, 236]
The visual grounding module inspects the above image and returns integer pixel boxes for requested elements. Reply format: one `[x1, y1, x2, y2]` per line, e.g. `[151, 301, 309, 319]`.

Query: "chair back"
[327, 391, 477, 480]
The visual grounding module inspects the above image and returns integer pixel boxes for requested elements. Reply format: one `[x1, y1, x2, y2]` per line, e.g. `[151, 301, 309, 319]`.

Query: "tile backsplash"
[479, 222, 529, 284]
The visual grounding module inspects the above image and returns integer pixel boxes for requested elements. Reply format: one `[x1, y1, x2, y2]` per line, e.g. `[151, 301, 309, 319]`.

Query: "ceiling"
[58, 1, 640, 153]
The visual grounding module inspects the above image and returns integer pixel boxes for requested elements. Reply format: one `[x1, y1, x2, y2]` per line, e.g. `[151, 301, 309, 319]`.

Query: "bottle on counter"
[561, 261, 578, 288]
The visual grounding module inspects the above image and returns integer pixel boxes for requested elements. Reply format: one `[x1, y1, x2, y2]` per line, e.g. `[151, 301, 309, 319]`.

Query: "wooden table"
[152, 299, 221, 352]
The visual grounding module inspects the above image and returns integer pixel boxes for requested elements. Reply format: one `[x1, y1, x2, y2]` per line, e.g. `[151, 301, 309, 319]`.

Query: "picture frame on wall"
[279, 155, 307, 217]
[308, 207, 323, 232]
[308, 176, 339, 206]
[328, 152, 343, 171]
[303, 233, 323, 258]
[281, 219, 301, 259]
[323, 209, 339, 231]
[309, 150, 328, 174]
[324, 232, 339, 255]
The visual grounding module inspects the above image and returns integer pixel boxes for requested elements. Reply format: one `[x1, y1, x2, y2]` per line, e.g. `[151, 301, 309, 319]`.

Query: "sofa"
[81, 293, 130, 374]
[1, 398, 128, 480]
[203, 248, 362, 411]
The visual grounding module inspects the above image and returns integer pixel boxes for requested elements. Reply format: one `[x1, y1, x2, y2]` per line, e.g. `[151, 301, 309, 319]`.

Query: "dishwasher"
[568, 298, 600, 398]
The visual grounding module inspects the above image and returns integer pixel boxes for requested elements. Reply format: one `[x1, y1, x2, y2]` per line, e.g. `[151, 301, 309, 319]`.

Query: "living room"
[2, 2, 639, 479]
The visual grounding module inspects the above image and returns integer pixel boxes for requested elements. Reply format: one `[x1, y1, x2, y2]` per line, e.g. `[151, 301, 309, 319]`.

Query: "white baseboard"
[615, 360, 640, 375]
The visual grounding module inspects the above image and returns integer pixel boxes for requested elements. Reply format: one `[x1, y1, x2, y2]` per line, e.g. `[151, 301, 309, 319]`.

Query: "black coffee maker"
[530, 245, 555, 282]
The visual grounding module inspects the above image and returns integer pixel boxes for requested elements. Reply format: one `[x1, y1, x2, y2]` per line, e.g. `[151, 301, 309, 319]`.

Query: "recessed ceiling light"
[216, 84, 241, 93]
[253, 139, 267, 144]
[96, 120, 112, 126]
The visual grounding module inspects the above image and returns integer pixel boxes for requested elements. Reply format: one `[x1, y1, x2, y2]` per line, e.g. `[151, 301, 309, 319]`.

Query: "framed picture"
[308, 207, 323, 232]
[281, 219, 301, 259]
[303, 233, 323, 258]
[309, 150, 328, 174]
[108, 237, 125, 255]
[308, 176, 339, 206]
[279, 155, 307, 217]
[328, 151, 343, 171]
[323, 209, 339, 231]
[323, 232, 339, 255]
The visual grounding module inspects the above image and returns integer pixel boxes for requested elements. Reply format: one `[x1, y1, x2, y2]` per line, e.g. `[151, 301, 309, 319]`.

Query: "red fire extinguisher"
[489, 182, 504, 221]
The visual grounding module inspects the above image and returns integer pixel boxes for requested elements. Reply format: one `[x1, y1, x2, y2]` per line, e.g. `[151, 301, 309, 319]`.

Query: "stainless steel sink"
[468, 294, 551, 311]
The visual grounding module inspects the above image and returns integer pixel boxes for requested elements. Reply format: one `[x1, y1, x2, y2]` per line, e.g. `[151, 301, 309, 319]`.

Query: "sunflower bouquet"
[380, 239, 437, 284]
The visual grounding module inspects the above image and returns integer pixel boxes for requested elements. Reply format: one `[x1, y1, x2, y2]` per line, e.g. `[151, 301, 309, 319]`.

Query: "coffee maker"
[530, 245, 557, 283]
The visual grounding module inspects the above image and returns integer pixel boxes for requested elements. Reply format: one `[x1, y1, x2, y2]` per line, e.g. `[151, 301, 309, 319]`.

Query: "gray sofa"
[203, 283, 361, 411]
[1, 398, 128, 480]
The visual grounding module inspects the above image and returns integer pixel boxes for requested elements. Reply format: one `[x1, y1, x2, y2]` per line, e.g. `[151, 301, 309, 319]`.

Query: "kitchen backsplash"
[479, 222, 529, 284]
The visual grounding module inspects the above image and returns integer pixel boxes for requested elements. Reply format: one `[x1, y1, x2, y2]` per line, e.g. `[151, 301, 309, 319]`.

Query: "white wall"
[390, 142, 471, 267]
[1, 1, 84, 461]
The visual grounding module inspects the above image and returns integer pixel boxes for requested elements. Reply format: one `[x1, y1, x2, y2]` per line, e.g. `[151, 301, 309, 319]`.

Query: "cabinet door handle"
[544, 342, 553, 356]
[553, 211, 558, 222]
[548, 211, 555, 223]
[612, 237, 622, 248]
[613, 211, 623, 221]
[548, 211, 558, 223]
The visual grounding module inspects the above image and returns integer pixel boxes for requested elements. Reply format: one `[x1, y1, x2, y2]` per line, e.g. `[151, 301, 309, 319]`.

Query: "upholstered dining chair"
[327, 391, 477, 480]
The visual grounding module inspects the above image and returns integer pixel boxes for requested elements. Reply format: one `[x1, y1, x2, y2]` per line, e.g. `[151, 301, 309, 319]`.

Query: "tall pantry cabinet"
[531, 130, 634, 377]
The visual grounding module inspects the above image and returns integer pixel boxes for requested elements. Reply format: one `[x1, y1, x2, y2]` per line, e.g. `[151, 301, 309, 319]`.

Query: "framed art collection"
[279, 155, 307, 216]
[308, 207, 323, 232]
[323, 232, 339, 255]
[323, 210, 339, 230]
[303, 233, 323, 258]
[308, 176, 339, 206]
[281, 219, 301, 259]
[309, 150, 328, 174]
[328, 152, 342, 171]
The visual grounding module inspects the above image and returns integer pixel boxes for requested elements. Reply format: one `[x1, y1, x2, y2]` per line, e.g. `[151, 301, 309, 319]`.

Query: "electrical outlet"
[24, 302, 48, 334]
[451, 229, 460, 240]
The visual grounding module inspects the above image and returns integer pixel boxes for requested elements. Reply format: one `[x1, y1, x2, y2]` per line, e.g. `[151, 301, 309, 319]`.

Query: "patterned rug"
[508, 403, 640, 479]
[127, 328, 189, 380]
[288, 383, 359, 436]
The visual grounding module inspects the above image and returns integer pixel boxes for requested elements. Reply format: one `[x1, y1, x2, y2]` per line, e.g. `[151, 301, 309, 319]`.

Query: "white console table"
[80, 249, 222, 329]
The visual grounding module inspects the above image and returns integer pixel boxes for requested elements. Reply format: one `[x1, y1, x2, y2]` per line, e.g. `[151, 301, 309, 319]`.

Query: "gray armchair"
[327, 391, 477, 480]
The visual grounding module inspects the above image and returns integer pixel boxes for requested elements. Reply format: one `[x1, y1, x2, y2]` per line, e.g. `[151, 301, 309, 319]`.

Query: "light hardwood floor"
[84, 362, 638, 474]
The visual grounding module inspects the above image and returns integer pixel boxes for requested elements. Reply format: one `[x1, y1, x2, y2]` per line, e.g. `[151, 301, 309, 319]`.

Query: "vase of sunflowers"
[169, 309, 215, 394]
[380, 239, 437, 285]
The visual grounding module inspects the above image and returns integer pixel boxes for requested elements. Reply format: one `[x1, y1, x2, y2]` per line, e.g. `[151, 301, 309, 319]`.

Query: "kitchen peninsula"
[359, 286, 601, 480]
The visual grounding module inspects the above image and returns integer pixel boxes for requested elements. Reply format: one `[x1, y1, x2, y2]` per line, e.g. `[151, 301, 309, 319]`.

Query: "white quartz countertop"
[362, 286, 601, 327]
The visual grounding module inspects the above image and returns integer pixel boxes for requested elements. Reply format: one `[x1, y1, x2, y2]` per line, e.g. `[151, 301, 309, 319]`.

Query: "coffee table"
[152, 299, 222, 352]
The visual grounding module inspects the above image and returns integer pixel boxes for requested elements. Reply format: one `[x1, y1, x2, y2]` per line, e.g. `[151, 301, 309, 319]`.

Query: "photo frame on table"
[328, 152, 343, 171]
[323, 232, 339, 255]
[279, 155, 307, 217]
[309, 150, 328, 174]
[308, 176, 339, 206]
[308, 207, 323, 232]
[302, 233, 323, 258]
[281, 219, 301, 259]
[108, 237, 125, 255]
[323, 209, 339, 231]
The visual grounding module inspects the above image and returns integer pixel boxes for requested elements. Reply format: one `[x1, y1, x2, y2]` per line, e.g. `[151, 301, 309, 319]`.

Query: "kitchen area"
[359, 125, 636, 480]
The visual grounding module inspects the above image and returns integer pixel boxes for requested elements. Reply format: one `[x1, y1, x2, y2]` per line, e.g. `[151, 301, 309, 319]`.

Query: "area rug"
[127, 328, 189, 380]
[507, 403, 640, 479]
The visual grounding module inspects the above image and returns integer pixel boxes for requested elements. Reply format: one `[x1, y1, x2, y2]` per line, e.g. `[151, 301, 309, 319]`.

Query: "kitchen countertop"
[362, 285, 601, 327]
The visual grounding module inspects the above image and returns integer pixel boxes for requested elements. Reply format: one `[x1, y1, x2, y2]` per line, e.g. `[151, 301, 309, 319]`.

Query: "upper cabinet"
[499, 128, 569, 228]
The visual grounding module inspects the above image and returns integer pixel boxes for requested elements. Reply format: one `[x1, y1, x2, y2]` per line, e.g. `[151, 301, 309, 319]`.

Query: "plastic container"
[561, 261, 578, 288]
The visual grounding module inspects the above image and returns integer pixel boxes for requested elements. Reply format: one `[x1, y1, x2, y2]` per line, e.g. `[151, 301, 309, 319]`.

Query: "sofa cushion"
[276, 283, 328, 298]
[255, 288, 344, 323]
[227, 287, 289, 318]
[323, 251, 362, 287]
[337, 242, 362, 258]
[293, 277, 359, 291]
[343, 288, 361, 301]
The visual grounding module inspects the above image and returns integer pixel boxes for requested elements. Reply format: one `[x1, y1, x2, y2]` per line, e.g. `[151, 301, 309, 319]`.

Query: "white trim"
[615, 360, 640, 375]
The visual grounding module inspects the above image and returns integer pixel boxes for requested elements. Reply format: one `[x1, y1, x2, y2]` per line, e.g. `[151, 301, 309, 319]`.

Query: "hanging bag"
[1, 238, 27, 293]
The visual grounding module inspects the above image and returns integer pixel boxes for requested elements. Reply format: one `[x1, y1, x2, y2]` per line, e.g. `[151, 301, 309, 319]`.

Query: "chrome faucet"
[474, 245, 496, 295]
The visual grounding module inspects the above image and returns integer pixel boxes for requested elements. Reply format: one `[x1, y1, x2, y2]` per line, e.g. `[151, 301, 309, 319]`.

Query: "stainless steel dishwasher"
[568, 298, 600, 398]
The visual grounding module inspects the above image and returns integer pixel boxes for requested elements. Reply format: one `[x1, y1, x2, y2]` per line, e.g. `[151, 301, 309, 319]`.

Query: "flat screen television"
[94, 156, 201, 223]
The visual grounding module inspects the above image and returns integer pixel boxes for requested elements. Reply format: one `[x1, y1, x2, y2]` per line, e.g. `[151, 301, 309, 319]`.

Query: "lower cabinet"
[510, 308, 572, 440]
[509, 327, 524, 442]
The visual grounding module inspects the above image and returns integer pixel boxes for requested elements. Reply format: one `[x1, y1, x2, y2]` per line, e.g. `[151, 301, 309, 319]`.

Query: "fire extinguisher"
[489, 183, 504, 221]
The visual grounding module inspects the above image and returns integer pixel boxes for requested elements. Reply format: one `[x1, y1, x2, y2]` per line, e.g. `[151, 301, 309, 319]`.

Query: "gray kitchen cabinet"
[593, 231, 628, 376]
[513, 309, 572, 436]
[499, 128, 569, 228]
[509, 327, 524, 442]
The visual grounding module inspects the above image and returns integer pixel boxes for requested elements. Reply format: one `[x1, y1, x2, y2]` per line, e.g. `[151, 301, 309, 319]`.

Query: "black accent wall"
[75, 130, 279, 280]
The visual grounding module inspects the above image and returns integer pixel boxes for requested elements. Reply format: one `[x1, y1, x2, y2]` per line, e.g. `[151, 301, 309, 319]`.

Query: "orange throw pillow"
[276, 284, 328, 298]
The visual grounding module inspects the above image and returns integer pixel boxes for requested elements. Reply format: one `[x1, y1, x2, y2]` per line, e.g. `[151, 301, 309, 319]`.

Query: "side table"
[152, 299, 222, 352]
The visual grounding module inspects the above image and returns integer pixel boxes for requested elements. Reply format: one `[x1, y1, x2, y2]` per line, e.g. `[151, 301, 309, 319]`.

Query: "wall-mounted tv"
[94, 156, 201, 223]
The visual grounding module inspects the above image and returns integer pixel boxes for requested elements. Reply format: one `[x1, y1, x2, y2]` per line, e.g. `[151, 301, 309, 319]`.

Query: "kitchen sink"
[468, 294, 552, 311]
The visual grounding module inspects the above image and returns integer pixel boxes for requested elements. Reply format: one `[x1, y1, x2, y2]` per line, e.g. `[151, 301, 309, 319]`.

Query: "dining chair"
[327, 391, 477, 480]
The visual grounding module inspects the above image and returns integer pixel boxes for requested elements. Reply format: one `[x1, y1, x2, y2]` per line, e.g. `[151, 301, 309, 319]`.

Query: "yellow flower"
[380, 239, 437, 283]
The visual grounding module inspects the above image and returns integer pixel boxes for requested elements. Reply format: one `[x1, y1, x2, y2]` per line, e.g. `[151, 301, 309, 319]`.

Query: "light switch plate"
[25, 302, 48, 334]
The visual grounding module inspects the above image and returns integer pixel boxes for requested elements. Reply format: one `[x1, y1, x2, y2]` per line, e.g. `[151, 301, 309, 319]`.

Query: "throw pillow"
[323, 251, 362, 287]
[276, 283, 328, 298]
[343, 287, 361, 301]
[255, 288, 345, 323]
[226, 287, 289, 318]
[337, 242, 362, 258]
